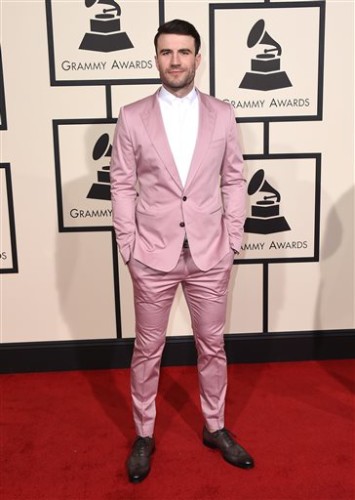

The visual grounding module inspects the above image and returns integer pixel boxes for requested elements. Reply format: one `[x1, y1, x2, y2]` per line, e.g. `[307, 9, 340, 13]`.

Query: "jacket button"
[182, 196, 187, 201]
[179, 222, 185, 227]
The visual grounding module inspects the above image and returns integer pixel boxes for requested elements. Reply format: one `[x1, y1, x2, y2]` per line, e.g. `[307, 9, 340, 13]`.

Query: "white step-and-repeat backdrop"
[1, 0, 354, 344]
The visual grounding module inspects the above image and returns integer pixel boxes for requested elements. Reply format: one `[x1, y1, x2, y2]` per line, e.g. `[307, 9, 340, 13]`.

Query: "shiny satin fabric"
[128, 248, 235, 437]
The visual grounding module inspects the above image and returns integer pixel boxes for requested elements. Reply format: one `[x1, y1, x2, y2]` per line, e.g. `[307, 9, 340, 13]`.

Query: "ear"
[155, 55, 159, 71]
[195, 53, 202, 69]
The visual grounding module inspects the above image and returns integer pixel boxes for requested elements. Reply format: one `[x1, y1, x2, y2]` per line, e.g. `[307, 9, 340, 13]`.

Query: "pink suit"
[110, 89, 246, 436]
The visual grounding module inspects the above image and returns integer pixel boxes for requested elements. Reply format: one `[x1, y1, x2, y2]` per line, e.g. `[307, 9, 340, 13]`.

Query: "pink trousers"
[127, 247, 234, 437]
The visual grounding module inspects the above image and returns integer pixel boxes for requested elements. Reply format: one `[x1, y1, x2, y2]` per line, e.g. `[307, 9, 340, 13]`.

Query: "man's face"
[155, 33, 201, 97]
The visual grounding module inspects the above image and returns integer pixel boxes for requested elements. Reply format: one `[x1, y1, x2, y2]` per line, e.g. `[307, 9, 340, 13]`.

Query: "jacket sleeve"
[220, 105, 247, 253]
[110, 107, 137, 264]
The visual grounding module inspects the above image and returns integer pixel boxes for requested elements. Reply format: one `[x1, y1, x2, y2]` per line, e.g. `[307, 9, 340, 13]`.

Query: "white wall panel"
[0, 0, 353, 347]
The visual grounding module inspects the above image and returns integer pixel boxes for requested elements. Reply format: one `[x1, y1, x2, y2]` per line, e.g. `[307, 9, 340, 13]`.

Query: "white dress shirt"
[158, 86, 199, 187]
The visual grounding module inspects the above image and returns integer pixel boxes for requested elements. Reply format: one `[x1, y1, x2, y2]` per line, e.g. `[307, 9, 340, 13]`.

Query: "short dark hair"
[154, 19, 201, 55]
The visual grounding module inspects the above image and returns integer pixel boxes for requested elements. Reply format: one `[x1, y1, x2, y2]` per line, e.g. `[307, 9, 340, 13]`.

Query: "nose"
[171, 52, 181, 66]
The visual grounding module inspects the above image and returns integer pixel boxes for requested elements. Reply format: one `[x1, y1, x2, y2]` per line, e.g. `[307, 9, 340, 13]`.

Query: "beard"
[159, 66, 196, 92]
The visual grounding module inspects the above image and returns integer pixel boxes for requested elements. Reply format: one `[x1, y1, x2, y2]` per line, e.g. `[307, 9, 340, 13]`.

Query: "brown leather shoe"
[127, 436, 155, 483]
[203, 427, 254, 469]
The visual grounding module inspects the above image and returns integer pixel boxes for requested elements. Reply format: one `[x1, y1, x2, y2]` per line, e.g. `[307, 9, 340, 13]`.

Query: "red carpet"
[1, 360, 354, 499]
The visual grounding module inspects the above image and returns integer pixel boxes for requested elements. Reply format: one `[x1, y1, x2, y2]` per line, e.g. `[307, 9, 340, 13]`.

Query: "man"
[110, 19, 254, 483]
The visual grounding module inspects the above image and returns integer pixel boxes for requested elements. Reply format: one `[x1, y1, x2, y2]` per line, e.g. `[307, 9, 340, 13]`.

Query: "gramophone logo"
[79, 0, 133, 53]
[239, 19, 292, 92]
[87, 132, 111, 200]
[53, 120, 116, 230]
[244, 169, 290, 234]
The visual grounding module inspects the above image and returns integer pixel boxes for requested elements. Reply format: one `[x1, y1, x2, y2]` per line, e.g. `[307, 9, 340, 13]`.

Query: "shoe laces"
[216, 428, 236, 447]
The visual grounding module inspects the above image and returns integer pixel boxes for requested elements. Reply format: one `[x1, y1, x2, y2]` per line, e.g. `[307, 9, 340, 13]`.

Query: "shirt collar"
[159, 86, 197, 106]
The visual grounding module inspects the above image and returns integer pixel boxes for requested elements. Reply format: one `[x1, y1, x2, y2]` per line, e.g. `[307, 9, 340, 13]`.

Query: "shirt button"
[179, 222, 185, 227]
[182, 196, 187, 201]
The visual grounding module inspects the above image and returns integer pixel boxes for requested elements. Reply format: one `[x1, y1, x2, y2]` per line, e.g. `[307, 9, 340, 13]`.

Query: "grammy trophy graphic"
[244, 169, 290, 234]
[79, 0, 133, 52]
[87, 133, 112, 200]
[239, 19, 292, 91]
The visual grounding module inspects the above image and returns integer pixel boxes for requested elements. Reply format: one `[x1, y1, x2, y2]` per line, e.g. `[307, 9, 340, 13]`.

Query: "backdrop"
[1, 1, 354, 351]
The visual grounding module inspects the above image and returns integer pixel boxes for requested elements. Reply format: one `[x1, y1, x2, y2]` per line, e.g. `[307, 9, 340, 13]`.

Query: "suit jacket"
[110, 88, 246, 272]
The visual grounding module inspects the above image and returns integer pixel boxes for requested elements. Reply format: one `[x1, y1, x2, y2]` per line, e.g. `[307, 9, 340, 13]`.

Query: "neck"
[162, 82, 195, 98]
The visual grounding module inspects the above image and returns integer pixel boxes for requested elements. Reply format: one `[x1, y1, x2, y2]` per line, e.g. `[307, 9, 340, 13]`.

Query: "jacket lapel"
[140, 90, 217, 192]
[141, 91, 183, 189]
[184, 91, 216, 190]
